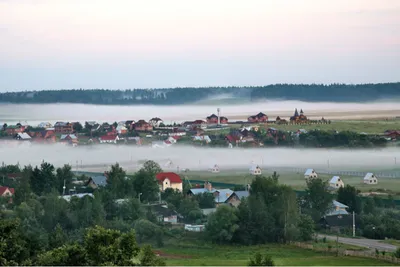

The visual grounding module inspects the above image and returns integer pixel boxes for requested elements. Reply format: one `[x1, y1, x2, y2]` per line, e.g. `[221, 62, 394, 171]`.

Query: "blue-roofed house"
[86, 176, 108, 189]
[329, 176, 344, 189]
[327, 200, 349, 216]
[226, 190, 250, 207]
[214, 189, 234, 206]
[304, 168, 318, 179]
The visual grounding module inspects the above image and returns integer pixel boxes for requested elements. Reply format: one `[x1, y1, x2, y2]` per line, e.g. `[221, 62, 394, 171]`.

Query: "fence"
[265, 166, 400, 178]
[291, 241, 400, 264]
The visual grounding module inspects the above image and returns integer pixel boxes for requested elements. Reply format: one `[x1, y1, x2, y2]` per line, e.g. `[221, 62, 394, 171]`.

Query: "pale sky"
[0, 0, 399, 91]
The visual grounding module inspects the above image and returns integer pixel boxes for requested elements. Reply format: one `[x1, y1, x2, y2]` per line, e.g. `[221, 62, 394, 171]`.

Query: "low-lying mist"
[1, 144, 399, 173]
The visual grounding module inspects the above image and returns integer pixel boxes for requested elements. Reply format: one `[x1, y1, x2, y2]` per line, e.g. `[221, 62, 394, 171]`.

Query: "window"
[336, 184, 339, 187]
[370, 180, 372, 183]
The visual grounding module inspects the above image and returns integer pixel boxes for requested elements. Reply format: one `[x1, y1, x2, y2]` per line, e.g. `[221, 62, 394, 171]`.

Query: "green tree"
[134, 219, 159, 243]
[48, 224, 67, 249]
[302, 178, 334, 221]
[248, 252, 274, 266]
[56, 165, 74, 195]
[141, 160, 163, 177]
[13, 167, 32, 205]
[73, 122, 83, 132]
[194, 192, 216, 209]
[337, 185, 361, 213]
[37, 243, 87, 266]
[0, 219, 28, 265]
[132, 169, 159, 203]
[140, 245, 166, 266]
[205, 205, 239, 244]
[298, 214, 315, 241]
[107, 163, 128, 196]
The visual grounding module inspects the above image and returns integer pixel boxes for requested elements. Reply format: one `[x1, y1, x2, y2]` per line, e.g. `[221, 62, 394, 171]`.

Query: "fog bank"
[1, 144, 399, 173]
[1, 100, 400, 125]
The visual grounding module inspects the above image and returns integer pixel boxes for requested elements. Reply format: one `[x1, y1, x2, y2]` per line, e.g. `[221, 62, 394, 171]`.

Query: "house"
[15, 133, 32, 141]
[214, 189, 234, 206]
[150, 204, 179, 224]
[206, 114, 228, 124]
[60, 134, 78, 146]
[192, 120, 207, 129]
[86, 176, 107, 189]
[209, 164, 220, 173]
[54, 122, 74, 134]
[247, 112, 268, 123]
[31, 128, 56, 144]
[149, 117, 164, 127]
[384, 130, 400, 140]
[5, 125, 25, 136]
[193, 135, 212, 143]
[187, 181, 216, 196]
[329, 176, 344, 189]
[134, 120, 153, 131]
[363, 173, 378, 185]
[327, 200, 349, 216]
[0, 186, 15, 197]
[226, 190, 250, 207]
[99, 135, 119, 144]
[156, 172, 183, 192]
[249, 165, 262, 175]
[116, 125, 128, 135]
[319, 214, 358, 233]
[38, 122, 52, 128]
[304, 169, 318, 179]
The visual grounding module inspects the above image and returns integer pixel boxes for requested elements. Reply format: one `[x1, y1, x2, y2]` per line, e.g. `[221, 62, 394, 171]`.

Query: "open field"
[185, 170, 400, 194]
[160, 243, 394, 266]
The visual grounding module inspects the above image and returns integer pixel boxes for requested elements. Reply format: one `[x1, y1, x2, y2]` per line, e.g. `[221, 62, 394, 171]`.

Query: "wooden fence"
[291, 241, 400, 264]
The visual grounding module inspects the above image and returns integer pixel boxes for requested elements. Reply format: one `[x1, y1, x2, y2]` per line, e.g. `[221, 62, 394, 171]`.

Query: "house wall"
[330, 181, 344, 188]
[164, 215, 178, 224]
[227, 195, 241, 207]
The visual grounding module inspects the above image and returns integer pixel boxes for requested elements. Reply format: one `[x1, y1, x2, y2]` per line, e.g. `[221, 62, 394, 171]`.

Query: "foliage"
[302, 178, 334, 221]
[248, 252, 275, 266]
[337, 185, 362, 213]
[205, 205, 239, 244]
[194, 192, 216, 209]
[140, 245, 166, 266]
[298, 214, 315, 241]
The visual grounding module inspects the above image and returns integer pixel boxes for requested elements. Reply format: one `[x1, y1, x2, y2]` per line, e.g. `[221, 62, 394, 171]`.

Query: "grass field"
[160, 243, 393, 266]
[226, 119, 400, 134]
[381, 239, 400, 247]
[185, 170, 400, 194]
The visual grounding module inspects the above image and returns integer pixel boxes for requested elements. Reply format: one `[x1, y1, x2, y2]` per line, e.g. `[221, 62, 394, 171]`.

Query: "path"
[318, 234, 398, 252]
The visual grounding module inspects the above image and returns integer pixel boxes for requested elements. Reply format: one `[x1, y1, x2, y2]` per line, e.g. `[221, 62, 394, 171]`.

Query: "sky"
[0, 0, 399, 91]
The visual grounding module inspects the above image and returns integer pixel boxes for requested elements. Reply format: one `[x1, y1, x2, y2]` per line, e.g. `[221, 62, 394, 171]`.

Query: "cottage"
[209, 164, 220, 173]
[226, 190, 249, 207]
[0, 186, 15, 197]
[329, 176, 344, 189]
[156, 172, 183, 192]
[363, 172, 378, 185]
[60, 134, 78, 145]
[249, 165, 262, 175]
[304, 168, 318, 179]
[151, 204, 179, 224]
[54, 122, 74, 134]
[149, 117, 163, 127]
[247, 112, 268, 123]
[134, 120, 153, 132]
[99, 135, 119, 144]
[214, 189, 234, 206]
[327, 200, 349, 216]
[86, 176, 107, 189]
[15, 133, 32, 141]
[206, 114, 228, 124]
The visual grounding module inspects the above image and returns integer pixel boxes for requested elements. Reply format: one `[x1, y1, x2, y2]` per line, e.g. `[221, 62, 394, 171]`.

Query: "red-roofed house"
[0, 186, 14, 197]
[156, 172, 183, 192]
[99, 135, 120, 144]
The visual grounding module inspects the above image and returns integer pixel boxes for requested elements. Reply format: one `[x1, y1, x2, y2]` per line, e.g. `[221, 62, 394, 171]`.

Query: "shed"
[329, 176, 344, 189]
[249, 165, 262, 175]
[304, 168, 318, 179]
[363, 173, 378, 185]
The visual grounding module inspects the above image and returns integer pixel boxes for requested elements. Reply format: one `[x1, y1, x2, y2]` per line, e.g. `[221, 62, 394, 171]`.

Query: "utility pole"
[353, 211, 355, 237]
[138, 193, 142, 203]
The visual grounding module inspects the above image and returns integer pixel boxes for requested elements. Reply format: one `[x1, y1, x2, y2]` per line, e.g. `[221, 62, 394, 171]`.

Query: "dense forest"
[0, 83, 399, 105]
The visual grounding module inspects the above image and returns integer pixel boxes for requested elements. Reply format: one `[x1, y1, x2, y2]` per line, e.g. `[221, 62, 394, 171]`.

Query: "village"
[1, 108, 398, 149]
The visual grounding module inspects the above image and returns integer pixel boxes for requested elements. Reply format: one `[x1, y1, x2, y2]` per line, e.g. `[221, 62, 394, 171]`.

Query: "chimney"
[204, 181, 212, 191]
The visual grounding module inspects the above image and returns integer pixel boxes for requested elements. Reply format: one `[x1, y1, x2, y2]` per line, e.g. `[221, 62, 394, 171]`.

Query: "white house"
[99, 135, 119, 144]
[329, 176, 344, 189]
[363, 173, 378, 185]
[304, 168, 318, 179]
[149, 117, 163, 127]
[116, 125, 127, 134]
[38, 122, 52, 128]
[209, 164, 220, 173]
[249, 165, 262, 175]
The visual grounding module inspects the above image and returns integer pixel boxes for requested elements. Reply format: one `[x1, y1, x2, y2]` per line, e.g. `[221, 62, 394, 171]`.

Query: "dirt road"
[318, 234, 398, 252]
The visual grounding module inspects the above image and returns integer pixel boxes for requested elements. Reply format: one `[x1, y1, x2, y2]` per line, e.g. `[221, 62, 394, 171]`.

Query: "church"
[290, 108, 308, 123]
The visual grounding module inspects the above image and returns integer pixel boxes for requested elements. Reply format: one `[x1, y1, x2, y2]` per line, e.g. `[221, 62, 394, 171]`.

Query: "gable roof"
[364, 172, 376, 180]
[189, 188, 216, 195]
[60, 134, 77, 140]
[233, 190, 249, 199]
[156, 172, 182, 183]
[150, 117, 163, 122]
[249, 165, 261, 172]
[214, 189, 234, 203]
[304, 169, 316, 176]
[333, 200, 348, 209]
[99, 135, 118, 141]
[329, 176, 341, 184]
[0, 186, 14, 195]
[151, 204, 178, 217]
[207, 114, 218, 119]
[16, 133, 31, 140]
[90, 176, 107, 187]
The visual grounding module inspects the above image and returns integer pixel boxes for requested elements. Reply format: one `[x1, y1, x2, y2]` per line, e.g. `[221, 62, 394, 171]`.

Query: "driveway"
[317, 234, 398, 252]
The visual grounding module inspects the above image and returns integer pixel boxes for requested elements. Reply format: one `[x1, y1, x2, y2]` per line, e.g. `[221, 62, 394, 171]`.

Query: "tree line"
[0, 83, 399, 105]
